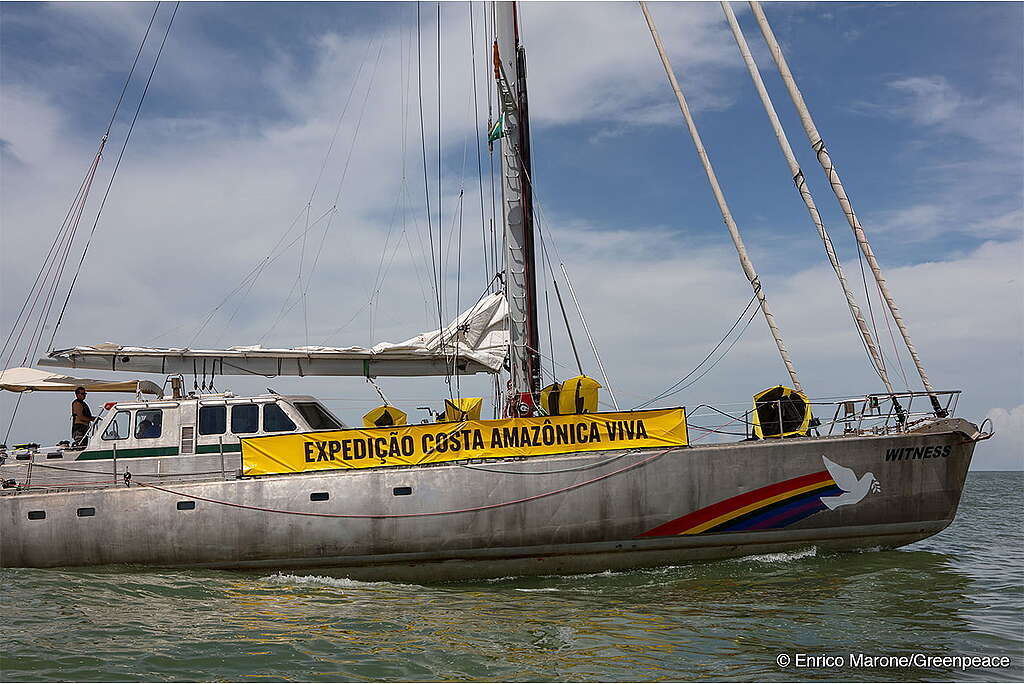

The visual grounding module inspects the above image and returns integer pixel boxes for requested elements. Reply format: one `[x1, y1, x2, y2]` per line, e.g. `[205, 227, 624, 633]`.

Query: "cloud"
[850, 74, 1022, 245]
[518, 2, 742, 127]
[980, 405, 1024, 471]
[1, 3, 1021, 474]
[886, 76, 963, 125]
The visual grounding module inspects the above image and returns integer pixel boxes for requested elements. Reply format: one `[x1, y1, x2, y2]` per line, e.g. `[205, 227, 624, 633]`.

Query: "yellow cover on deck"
[439, 397, 483, 422]
[241, 407, 688, 476]
[362, 405, 408, 427]
[540, 375, 601, 415]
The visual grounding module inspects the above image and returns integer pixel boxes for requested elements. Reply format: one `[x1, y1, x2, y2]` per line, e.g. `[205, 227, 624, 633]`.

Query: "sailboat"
[0, 2, 990, 579]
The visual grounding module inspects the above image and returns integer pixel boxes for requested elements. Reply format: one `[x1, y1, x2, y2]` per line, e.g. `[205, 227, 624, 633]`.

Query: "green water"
[2, 472, 1021, 682]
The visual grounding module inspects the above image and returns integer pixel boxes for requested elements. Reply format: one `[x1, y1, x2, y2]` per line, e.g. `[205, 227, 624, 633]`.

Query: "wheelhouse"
[75, 393, 345, 461]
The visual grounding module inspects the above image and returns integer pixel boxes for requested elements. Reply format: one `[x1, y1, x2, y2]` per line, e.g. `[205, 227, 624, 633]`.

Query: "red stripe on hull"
[639, 469, 832, 537]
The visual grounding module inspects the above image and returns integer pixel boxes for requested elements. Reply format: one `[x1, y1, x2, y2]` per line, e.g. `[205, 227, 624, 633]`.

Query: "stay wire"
[26, 165, 98, 363]
[436, 2, 445, 342]
[416, 5, 442, 345]
[634, 289, 762, 409]
[1, 148, 96, 368]
[469, 2, 490, 289]
[301, 37, 386, 319]
[3, 3, 161, 368]
[48, 2, 181, 351]
[255, 36, 386, 347]
[104, 3, 163, 137]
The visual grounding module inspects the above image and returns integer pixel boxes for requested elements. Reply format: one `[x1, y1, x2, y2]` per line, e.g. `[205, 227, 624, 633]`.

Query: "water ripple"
[1, 472, 1020, 681]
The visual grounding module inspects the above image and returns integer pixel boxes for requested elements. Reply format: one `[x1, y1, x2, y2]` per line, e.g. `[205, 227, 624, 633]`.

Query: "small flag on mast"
[488, 112, 505, 143]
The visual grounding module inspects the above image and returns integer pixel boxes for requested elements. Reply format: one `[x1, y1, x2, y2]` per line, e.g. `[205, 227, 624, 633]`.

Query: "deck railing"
[686, 389, 961, 442]
[819, 390, 960, 436]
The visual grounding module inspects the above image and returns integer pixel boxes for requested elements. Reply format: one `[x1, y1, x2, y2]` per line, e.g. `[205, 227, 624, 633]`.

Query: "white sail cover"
[0, 366, 163, 395]
[41, 294, 509, 378]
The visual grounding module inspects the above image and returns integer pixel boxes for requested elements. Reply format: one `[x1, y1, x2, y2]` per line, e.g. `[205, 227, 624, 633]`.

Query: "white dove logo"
[820, 455, 881, 510]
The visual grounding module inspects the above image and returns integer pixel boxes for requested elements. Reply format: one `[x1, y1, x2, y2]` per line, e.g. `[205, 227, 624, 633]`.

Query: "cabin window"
[199, 406, 227, 435]
[103, 411, 131, 441]
[28, 511, 46, 520]
[77, 507, 96, 517]
[135, 409, 163, 439]
[294, 402, 344, 430]
[231, 404, 259, 434]
[310, 492, 329, 501]
[176, 501, 196, 510]
[264, 403, 296, 433]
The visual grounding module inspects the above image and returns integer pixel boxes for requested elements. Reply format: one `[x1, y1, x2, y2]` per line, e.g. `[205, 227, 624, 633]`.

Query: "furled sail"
[41, 294, 509, 378]
[0, 366, 163, 395]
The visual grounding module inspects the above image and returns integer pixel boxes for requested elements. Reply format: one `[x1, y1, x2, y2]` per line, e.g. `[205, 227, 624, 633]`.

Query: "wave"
[262, 572, 420, 591]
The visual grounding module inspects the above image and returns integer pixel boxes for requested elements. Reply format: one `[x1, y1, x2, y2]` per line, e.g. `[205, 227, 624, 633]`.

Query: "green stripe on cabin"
[75, 442, 242, 460]
[196, 443, 242, 454]
[76, 446, 180, 460]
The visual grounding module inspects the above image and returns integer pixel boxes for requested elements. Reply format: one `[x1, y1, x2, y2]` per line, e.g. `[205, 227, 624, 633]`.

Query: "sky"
[1, 1, 1022, 469]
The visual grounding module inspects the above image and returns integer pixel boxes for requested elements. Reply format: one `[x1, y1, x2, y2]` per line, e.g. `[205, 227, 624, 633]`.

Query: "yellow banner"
[241, 408, 688, 476]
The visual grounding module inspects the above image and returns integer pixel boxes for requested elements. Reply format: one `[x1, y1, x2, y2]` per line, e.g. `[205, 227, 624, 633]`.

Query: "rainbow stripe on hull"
[639, 470, 841, 537]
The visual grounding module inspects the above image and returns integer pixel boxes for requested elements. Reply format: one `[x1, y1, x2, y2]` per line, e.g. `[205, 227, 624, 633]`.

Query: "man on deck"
[71, 387, 96, 446]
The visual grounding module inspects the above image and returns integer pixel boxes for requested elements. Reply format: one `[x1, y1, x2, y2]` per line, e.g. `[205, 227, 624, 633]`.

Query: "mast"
[494, 1, 542, 413]
[748, 1, 944, 415]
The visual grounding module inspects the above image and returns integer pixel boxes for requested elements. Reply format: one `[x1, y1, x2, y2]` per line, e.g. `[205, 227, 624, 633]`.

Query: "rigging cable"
[436, 2, 445, 334]
[416, 4, 444, 348]
[300, 38, 386, 323]
[469, 2, 490, 289]
[2, 2, 162, 371]
[2, 3, 167, 446]
[634, 290, 761, 409]
[256, 36, 386, 345]
[297, 30, 377, 347]
[49, 2, 181, 352]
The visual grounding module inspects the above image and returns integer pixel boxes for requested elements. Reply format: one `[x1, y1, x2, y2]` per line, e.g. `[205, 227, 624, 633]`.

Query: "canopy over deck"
[41, 294, 509, 378]
[0, 366, 162, 395]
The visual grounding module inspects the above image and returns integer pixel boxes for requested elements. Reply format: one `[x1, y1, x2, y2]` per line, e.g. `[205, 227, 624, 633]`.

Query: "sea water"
[1, 472, 1021, 682]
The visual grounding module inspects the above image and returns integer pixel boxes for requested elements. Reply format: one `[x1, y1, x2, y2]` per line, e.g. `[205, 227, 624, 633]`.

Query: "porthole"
[176, 501, 196, 511]
[77, 507, 96, 517]
[310, 492, 329, 502]
[27, 510, 45, 520]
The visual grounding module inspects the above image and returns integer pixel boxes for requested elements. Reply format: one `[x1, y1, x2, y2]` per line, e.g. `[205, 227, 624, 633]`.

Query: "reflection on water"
[1, 473, 1021, 682]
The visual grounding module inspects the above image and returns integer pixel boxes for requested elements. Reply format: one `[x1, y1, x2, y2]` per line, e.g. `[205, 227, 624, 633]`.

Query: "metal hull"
[0, 419, 977, 580]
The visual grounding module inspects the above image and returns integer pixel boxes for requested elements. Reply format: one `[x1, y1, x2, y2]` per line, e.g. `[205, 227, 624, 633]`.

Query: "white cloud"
[886, 76, 963, 125]
[1, 3, 1021, 474]
[980, 405, 1024, 471]
[519, 2, 741, 126]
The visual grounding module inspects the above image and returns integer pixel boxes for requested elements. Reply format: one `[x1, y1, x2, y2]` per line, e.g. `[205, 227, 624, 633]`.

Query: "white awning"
[41, 293, 509, 378]
[0, 367, 163, 395]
